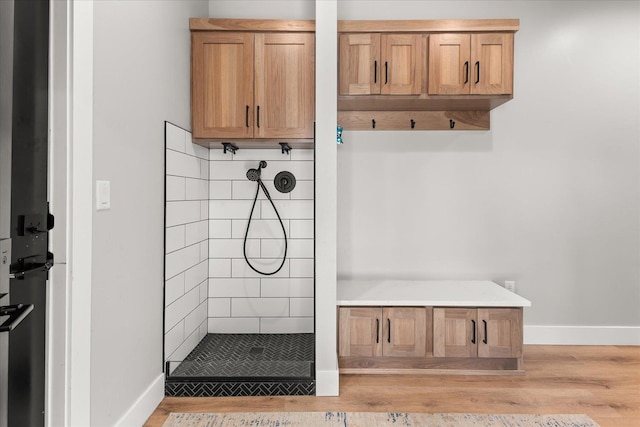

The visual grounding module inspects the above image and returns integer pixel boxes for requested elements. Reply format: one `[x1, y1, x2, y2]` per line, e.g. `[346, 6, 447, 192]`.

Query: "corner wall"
[164, 122, 209, 366]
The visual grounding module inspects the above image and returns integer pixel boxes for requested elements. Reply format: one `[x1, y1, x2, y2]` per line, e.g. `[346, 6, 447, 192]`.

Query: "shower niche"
[163, 122, 315, 396]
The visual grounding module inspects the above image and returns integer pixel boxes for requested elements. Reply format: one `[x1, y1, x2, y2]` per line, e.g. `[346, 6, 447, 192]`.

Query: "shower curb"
[164, 379, 316, 397]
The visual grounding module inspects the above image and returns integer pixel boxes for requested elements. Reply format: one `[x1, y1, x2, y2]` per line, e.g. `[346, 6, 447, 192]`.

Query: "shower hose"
[243, 177, 287, 276]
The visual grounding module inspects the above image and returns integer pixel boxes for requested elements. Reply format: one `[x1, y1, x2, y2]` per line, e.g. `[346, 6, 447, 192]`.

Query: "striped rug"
[162, 411, 599, 426]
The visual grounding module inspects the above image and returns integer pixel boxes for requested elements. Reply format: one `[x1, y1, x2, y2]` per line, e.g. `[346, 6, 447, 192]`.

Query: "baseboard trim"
[524, 325, 640, 345]
[114, 373, 164, 427]
[315, 354, 339, 396]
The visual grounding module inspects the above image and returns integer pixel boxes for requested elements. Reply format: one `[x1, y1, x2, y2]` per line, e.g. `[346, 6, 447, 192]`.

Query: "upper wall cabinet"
[190, 19, 315, 147]
[337, 19, 519, 129]
[428, 33, 514, 95]
[339, 33, 422, 95]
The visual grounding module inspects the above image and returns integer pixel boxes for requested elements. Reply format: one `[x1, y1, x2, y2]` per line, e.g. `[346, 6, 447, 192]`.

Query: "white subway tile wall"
[164, 122, 209, 366]
[208, 149, 314, 333]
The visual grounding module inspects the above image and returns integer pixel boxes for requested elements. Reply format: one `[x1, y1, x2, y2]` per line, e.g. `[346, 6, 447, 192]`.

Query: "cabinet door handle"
[256, 106, 260, 128]
[463, 61, 469, 84]
[385, 61, 388, 84]
[471, 319, 476, 344]
[376, 318, 380, 343]
[387, 318, 391, 343]
[475, 61, 480, 84]
[374, 60, 377, 83]
[482, 319, 488, 344]
[245, 105, 249, 128]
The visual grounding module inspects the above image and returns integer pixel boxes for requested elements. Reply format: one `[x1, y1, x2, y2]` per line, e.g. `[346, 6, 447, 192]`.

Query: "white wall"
[208, 149, 315, 334]
[209, 0, 314, 18]
[164, 123, 209, 369]
[336, 1, 640, 333]
[91, 1, 208, 425]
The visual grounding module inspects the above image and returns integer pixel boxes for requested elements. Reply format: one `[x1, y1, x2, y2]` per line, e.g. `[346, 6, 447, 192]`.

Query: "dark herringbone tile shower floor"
[165, 333, 315, 397]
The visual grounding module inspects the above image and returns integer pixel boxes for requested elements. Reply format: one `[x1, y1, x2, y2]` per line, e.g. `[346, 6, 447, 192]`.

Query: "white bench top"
[337, 280, 531, 307]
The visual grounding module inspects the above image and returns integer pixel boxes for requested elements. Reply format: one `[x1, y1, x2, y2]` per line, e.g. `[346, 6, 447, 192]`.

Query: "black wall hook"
[279, 142, 291, 155]
[449, 120, 456, 129]
[410, 119, 416, 129]
[222, 142, 238, 154]
[372, 119, 376, 129]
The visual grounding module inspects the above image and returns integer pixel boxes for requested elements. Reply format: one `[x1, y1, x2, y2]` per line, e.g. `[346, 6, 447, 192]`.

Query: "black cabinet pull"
[385, 61, 388, 84]
[376, 319, 380, 343]
[463, 61, 469, 84]
[245, 105, 249, 127]
[256, 106, 260, 128]
[374, 60, 377, 83]
[475, 61, 480, 84]
[482, 319, 488, 344]
[387, 319, 391, 343]
[471, 319, 476, 344]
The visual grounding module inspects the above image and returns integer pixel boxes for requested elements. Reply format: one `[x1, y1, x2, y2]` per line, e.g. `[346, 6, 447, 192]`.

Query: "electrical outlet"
[504, 280, 516, 293]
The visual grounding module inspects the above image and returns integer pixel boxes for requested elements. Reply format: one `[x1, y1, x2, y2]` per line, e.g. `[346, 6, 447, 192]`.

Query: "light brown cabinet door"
[428, 33, 471, 95]
[338, 307, 383, 357]
[191, 32, 254, 138]
[381, 34, 422, 95]
[433, 308, 477, 357]
[339, 33, 381, 95]
[429, 33, 513, 96]
[434, 307, 523, 358]
[477, 308, 522, 358]
[254, 33, 315, 139]
[382, 307, 427, 357]
[470, 33, 513, 95]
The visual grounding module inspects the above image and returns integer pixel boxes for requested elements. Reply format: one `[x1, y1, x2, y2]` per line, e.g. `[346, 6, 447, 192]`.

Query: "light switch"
[96, 180, 111, 211]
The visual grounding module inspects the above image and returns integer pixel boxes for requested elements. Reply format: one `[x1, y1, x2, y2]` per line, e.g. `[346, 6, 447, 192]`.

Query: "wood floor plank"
[144, 345, 640, 427]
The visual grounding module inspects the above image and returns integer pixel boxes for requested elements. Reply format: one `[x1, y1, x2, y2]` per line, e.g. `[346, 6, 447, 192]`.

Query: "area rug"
[162, 412, 600, 427]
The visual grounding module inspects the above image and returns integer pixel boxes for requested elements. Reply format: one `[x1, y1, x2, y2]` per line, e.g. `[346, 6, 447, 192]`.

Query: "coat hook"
[222, 142, 238, 154]
[372, 119, 376, 129]
[279, 142, 291, 154]
[410, 119, 416, 129]
[449, 120, 455, 129]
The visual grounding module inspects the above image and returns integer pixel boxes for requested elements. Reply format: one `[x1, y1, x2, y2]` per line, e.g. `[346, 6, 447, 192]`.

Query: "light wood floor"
[145, 345, 640, 427]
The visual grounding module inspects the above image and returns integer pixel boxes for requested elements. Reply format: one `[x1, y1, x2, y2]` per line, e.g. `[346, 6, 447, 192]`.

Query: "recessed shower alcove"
[163, 122, 315, 396]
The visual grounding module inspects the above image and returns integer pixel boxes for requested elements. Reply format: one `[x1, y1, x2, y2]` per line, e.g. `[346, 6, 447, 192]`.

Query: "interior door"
[2, 1, 51, 426]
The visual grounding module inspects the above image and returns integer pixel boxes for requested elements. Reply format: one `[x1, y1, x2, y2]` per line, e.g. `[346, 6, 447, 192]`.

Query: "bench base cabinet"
[338, 306, 524, 375]
[338, 307, 430, 358]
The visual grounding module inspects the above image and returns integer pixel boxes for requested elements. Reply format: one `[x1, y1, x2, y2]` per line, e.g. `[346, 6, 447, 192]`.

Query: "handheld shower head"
[246, 161, 268, 181]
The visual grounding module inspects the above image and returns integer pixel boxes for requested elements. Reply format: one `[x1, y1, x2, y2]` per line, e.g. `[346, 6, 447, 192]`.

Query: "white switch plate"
[96, 180, 111, 211]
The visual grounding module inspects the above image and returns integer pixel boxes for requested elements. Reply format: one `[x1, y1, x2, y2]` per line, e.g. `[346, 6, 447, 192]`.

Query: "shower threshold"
[165, 333, 315, 397]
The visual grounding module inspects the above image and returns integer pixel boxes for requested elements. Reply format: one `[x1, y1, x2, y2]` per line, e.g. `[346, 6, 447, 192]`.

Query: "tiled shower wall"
[208, 149, 315, 334]
[164, 122, 209, 364]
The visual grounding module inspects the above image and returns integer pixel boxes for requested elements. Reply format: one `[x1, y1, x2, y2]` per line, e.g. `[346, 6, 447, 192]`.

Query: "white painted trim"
[314, 0, 339, 396]
[524, 325, 640, 345]
[315, 356, 339, 397]
[114, 374, 164, 427]
[67, 0, 93, 424]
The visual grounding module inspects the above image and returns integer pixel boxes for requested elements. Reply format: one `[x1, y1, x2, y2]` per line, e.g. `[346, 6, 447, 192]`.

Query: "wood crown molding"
[338, 19, 519, 33]
[189, 18, 315, 32]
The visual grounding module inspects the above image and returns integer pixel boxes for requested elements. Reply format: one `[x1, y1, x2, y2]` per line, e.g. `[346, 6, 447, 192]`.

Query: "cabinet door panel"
[192, 32, 254, 138]
[255, 33, 315, 138]
[339, 307, 382, 357]
[428, 33, 470, 95]
[478, 308, 522, 358]
[339, 33, 380, 95]
[471, 33, 513, 95]
[382, 307, 427, 357]
[433, 308, 477, 357]
[381, 34, 422, 95]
